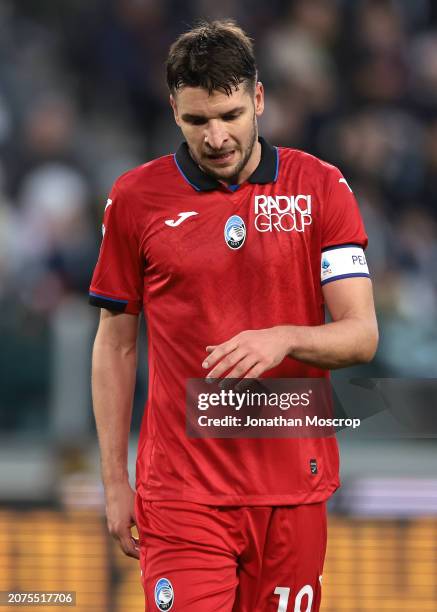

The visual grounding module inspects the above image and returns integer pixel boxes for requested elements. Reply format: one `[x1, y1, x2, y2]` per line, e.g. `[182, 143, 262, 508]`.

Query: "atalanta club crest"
[154, 578, 174, 610]
[224, 215, 246, 250]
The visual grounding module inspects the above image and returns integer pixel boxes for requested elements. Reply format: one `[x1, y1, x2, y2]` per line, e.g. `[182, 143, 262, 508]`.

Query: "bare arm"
[204, 278, 378, 377]
[285, 276, 379, 369]
[92, 308, 140, 558]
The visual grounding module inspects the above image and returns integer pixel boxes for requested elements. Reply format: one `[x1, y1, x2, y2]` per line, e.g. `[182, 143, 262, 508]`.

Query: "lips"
[206, 150, 236, 164]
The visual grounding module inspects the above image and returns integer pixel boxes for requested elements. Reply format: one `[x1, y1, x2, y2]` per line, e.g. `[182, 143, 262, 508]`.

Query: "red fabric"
[90, 184, 144, 314]
[90, 147, 367, 505]
[321, 166, 368, 250]
[135, 493, 327, 611]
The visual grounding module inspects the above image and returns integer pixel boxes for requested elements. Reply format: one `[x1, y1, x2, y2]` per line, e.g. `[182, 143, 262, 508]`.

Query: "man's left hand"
[202, 327, 291, 379]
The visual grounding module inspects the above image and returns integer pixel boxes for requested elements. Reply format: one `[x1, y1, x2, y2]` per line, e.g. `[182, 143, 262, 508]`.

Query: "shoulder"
[112, 153, 176, 197]
[278, 147, 340, 181]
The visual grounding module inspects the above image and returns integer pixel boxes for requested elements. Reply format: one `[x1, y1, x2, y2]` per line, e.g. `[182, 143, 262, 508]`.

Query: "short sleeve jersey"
[90, 138, 368, 505]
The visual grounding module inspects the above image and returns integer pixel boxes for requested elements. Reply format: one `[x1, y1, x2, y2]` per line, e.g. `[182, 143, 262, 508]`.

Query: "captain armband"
[321, 245, 370, 286]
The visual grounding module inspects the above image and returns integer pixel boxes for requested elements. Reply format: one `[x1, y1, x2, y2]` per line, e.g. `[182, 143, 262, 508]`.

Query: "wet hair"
[166, 19, 257, 96]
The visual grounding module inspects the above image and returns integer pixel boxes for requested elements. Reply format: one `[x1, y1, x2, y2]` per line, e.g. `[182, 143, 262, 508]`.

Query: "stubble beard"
[198, 115, 258, 184]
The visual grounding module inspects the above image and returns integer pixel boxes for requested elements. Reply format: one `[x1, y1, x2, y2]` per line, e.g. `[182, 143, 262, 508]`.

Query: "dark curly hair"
[166, 19, 257, 96]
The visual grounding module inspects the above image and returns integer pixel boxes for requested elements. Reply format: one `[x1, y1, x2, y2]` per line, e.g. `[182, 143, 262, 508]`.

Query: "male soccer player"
[90, 19, 378, 612]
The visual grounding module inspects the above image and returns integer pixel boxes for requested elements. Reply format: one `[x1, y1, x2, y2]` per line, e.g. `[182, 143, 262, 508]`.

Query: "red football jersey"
[90, 138, 368, 505]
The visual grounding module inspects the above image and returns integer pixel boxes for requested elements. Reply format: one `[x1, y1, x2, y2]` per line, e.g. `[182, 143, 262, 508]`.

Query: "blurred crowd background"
[1, 1, 437, 610]
[2, 0, 437, 431]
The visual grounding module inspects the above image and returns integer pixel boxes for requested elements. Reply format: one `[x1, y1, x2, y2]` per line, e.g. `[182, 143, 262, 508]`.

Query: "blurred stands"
[1, 509, 437, 611]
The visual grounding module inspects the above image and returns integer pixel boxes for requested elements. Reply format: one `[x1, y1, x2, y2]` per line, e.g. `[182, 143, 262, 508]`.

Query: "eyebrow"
[181, 106, 245, 122]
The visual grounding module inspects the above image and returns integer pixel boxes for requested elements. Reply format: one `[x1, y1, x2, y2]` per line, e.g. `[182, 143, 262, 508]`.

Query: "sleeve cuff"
[88, 291, 141, 314]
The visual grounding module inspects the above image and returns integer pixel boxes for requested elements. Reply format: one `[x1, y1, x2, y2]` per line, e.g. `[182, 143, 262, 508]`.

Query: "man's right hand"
[105, 482, 140, 559]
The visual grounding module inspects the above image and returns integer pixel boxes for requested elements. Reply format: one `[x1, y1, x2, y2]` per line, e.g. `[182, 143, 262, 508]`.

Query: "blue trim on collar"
[173, 153, 201, 191]
[274, 147, 279, 181]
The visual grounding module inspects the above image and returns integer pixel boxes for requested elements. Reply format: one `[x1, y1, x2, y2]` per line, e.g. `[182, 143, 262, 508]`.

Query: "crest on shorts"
[154, 577, 174, 610]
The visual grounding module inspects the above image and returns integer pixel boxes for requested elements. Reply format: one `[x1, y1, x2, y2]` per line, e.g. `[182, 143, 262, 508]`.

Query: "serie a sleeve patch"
[321, 245, 370, 285]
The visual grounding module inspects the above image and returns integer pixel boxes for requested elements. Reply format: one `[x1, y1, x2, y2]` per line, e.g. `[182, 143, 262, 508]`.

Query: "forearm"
[92, 333, 137, 488]
[280, 317, 378, 370]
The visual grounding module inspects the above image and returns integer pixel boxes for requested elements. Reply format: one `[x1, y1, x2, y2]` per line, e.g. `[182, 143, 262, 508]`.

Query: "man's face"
[170, 82, 264, 183]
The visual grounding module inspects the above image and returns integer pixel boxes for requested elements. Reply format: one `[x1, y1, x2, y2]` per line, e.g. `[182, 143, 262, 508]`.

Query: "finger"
[203, 340, 239, 369]
[129, 517, 140, 549]
[120, 543, 140, 559]
[206, 348, 246, 379]
[223, 356, 259, 380]
[235, 364, 265, 392]
[205, 345, 216, 352]
[242, 363, 265, 380]
[119, 531, 140, 559]
[219, 356, 259, 391]
[111, 522, 140, 559]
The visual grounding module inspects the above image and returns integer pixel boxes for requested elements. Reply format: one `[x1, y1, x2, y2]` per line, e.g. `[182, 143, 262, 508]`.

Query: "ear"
[254, 82, 264, 117]
[170, 94, 181, 127]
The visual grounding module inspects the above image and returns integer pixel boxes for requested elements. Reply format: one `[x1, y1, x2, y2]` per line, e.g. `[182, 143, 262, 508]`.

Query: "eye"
[187, 117, 207, 126]
[222, 114, 239, 122]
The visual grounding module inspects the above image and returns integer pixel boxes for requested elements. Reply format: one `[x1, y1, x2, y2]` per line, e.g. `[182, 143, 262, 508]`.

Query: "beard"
[195, 114, 258, 183]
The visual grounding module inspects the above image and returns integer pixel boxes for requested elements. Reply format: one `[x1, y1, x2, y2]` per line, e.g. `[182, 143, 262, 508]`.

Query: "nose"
[204, 120, 229, 151]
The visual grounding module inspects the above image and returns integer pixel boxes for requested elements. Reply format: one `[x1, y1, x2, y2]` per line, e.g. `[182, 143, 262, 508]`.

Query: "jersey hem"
[136, 482, 340, 507]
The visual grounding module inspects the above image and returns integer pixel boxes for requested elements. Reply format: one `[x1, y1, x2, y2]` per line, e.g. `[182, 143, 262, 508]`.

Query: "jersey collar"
[174, 137, 279, 192]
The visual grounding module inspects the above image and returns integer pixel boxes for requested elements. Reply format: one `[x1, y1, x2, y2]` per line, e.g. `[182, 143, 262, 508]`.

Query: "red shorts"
[135, 495, 327, 612]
